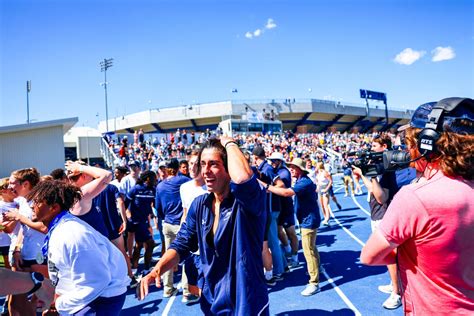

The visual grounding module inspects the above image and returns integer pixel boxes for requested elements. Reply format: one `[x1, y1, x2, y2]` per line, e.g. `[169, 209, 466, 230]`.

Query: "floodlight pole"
[100, 58, 114, 132]
[26, 80, 31, 124]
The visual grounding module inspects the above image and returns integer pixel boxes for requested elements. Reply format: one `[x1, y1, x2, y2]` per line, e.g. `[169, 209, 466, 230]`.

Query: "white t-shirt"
[15, 197, 46, 260]
[110, 179, 121, 190]
[179, 180, 207, 211]
[48, 213, 129, 314]
[119, 174, 136, 196]
[0, 201, 17, 247]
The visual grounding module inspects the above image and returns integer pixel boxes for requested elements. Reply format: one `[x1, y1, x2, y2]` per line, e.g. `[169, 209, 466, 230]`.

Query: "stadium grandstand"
[98, 98, 413, 135]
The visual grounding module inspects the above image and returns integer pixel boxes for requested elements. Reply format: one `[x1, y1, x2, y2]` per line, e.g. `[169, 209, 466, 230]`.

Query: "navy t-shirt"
[126, 183, 156, 223]
[292, 175, 320, 229]
[369, 171, 399, 221]
[258, 160, 281, 213]
[276, 166, 294, 215]
[92, 184, 122, 238]
[75, 204, 109, 239]
[155, 175, 190, 225]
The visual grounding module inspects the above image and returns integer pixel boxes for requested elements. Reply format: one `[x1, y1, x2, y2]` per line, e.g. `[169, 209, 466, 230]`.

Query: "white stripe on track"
[329, 211, 366, 247]
[162, 282, 182, 316]
[350, 194, 371, 216]
[320, 267, 362, 316]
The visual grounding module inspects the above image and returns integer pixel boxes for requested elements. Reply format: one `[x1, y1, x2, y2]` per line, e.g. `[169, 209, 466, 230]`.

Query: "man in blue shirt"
[266, 157, 321, 296]
[139, 137, 269, 315]
[268, 152, 299, 268]
[252, 146, 288, 279]
[154, 158, 190, 297]
[126, 171, 157, 275]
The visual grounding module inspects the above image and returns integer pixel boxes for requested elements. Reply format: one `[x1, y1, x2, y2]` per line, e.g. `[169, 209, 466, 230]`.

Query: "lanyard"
[41, 211, 68, 259]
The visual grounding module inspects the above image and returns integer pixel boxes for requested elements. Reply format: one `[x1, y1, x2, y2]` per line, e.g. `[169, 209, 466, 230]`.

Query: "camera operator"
[361, 98, 474, 314]
[352, 134, 401, 310]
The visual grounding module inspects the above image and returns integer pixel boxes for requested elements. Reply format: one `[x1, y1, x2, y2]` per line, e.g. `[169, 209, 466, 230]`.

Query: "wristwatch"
[26, 272, 44, 296]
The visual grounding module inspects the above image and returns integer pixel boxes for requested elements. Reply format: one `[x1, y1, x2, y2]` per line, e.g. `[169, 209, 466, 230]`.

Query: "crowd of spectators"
[105, 128, 401, 175]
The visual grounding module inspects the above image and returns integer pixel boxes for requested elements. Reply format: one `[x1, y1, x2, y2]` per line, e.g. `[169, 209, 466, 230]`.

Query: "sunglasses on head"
[68, 174, 81, 182]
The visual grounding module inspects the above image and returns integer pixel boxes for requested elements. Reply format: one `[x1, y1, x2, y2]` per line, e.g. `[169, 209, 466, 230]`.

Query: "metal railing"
[100, 137, 119, 168]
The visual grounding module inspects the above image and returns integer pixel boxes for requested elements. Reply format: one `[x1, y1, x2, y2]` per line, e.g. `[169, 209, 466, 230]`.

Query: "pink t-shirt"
[379, 171, 474, 315]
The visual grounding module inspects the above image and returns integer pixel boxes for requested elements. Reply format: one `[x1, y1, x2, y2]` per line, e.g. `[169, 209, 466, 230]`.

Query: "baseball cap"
[398, 102, 436, 132]
[398, 98, 473, 134]
[166, 158, 179, 170]
[252, 146, 265, 158]
[441, 98, 474, 134]
[128, 160, 141, 167]
[158, 160, 167, 168]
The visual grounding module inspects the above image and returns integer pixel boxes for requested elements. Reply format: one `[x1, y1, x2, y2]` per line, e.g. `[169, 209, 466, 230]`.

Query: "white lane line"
[162, 282, 182, 316]
[329, 211, 366, 247]
[320, 267, 362, 316]
[351, 194, 371, 216]
[334, 186, 344, 193]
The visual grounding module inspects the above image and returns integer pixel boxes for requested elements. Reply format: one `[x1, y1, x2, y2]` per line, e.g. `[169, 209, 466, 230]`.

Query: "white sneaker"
[301, 284, 319, 296]
[378, 284, 393, 294]
[382, 292, 402, 309]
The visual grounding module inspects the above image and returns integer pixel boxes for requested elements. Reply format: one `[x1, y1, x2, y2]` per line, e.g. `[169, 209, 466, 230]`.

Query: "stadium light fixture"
[100, 58, 114, 132]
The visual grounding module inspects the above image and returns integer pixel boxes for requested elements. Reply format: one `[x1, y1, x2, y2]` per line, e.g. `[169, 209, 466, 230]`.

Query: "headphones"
[417, 97, 472, 159]
[417, 107, 444, 158]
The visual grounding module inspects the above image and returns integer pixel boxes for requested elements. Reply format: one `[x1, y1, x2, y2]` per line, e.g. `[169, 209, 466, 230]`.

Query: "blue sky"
[1, 0, 473, 127]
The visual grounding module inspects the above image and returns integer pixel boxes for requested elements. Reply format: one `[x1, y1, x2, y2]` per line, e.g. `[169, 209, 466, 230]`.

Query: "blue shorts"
[277, 209, 295, 228]
[126, 221, 152, 243]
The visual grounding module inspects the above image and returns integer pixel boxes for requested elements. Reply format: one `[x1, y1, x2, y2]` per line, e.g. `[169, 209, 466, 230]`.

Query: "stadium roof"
[98, 99, 413, 134]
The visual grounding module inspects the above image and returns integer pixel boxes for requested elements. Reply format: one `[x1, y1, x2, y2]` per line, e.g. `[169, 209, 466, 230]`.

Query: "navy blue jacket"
[155, 175, 190, 225]
[169, 175, 269, 315]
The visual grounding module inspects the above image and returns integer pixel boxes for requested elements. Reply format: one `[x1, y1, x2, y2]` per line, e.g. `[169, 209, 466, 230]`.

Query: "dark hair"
[114, 166, 129, 175]
[406, 127, 473, 180]
[11, 168, 40, 188]
[373, 134, 392, 149]
[197, 137, 228, 173]
[50, 168, 67, 180]
[136, 170, 157, 186]
[26, 180, 82, 210]
[0, 178, 9, 190]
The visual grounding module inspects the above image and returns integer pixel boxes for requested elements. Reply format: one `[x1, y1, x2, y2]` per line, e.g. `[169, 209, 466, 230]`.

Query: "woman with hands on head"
[138, 136, 270, 315]
[65, 160, 112, 237]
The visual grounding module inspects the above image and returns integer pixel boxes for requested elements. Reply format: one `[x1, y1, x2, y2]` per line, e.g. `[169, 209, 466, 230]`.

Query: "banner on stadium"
[247, 111, 264, 123]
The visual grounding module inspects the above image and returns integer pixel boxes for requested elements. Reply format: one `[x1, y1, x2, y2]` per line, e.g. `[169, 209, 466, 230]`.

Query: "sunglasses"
[68, 174, 81, 182]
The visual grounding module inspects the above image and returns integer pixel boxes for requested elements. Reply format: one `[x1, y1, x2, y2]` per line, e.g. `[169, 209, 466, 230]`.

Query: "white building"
[0, 118, 77, 178]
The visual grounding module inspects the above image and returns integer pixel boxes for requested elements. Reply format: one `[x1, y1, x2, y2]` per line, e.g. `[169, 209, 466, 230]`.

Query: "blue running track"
[120, 175, 404, 316]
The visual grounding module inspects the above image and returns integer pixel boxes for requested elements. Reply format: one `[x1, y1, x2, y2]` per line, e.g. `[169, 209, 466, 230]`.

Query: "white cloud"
[393, 48, 426, 65]
[265, 18, 277, 29]
[245, 18, 276, 39]
[431, 46, 455, 62]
